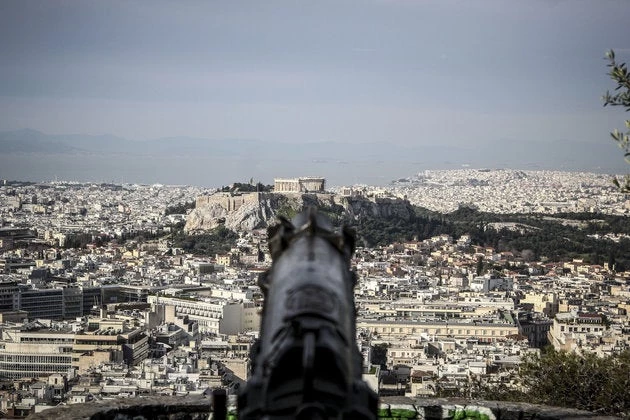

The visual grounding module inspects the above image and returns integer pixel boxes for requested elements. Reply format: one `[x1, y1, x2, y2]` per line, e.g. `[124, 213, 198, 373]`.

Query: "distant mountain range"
[0, 129, 626, 187]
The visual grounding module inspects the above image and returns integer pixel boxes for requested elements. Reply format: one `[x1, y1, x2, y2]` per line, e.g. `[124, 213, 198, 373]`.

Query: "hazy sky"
[1, 0, 629, 148]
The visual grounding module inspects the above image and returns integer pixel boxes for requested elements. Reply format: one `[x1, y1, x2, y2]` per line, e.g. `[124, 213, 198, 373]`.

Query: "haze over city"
[1, 0, 629, 186]
[1, 2, 630, 415]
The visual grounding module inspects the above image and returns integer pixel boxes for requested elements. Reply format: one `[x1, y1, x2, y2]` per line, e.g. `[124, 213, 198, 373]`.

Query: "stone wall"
[27, 396, 617, 419]
[195, 192, 261, 213]
[27, 395, 212, 420]
[378, 397, 617, 420]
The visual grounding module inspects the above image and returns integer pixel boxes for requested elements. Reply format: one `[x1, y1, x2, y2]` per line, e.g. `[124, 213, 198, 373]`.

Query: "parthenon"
[273, 177, 326, 193]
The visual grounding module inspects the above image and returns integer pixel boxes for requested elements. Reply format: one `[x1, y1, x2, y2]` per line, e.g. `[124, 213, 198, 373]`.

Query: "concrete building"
[74, 318, 149, 367]
[357, 319, 519, 342]
[215, 254, 233, 267]
[0, 281, 20, 312]
[81, 286, 103, 315]
[102, 285, 154, 304]
[19, 288, 64, 319]
[1, 284, 107, 320]
[469, 275, 513, 293]
[0, 310, 28, 323]
[549, 312, 606, 352]
[517, 315, 553, 348]
[0, 318, 150, 379]
[387, 344, 427, 367]
[0, 328, 75, 379]
[147, 295, 223, 335]
[219, 301, 261, 335]
[520, 292, 559, 318]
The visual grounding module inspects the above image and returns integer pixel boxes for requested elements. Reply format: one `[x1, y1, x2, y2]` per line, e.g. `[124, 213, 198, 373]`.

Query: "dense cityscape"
[3, 0, 630, 417]
[0, 170, 628, 417]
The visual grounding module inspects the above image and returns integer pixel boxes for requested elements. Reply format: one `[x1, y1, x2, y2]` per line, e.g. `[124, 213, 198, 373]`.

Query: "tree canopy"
[171, 225, 238, 256]
[436, 349, 630, 417]
[603, 49, 630, 192]
[519, 349, 630, 416]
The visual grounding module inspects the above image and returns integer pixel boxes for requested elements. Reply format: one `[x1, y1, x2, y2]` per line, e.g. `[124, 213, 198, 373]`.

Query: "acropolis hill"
[184, 178, 414, 232]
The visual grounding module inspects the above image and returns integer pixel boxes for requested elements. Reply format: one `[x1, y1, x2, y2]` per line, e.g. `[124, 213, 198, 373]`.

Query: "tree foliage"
[352, 206, 630, 267]
[64, 233, 107, 249]
[164, 200, 195, 215]
[603, 49, 630, 192]
[171, 225, 238, 256]
[519, 349, 630, 416]
[435, 349, 630, 417]
[434, 374, 526, 403]
[220, 182, 272, 193]
[370, 343, 389, 369]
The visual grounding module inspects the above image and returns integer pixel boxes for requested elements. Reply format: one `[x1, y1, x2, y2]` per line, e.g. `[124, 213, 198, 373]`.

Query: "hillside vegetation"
[183, 192, 630, 266]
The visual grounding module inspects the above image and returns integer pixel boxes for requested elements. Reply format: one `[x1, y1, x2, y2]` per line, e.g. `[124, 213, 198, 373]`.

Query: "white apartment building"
[469, 275, 513, 293]
[357, 320, 518, 342]
[0, 329, 75, 379]
[219, 301, 261, 335]
[147, 295, 223, 335]
[549, 312, 606, 352]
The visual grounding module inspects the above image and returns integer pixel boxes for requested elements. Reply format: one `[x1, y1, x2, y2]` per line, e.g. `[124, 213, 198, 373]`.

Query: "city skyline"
[1, 1, 630, 185]
[0, 145, 629, 416]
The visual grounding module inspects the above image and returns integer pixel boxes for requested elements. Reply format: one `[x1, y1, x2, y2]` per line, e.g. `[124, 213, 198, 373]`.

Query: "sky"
[1, 0, 629, 150]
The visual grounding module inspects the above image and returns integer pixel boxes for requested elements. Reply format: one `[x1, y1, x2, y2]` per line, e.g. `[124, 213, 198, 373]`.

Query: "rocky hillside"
[184, 192, 415, 233]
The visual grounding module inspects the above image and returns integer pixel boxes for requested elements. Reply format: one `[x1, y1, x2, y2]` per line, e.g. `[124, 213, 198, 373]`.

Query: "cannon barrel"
[238, 208, 378, 419]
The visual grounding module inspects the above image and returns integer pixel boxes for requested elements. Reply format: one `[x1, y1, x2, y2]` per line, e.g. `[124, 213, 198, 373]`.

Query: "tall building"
[0, 281, 20, 312]
[548, 312, 607, 352]
[0, 284, 156, 321]
[19, 288, 64, 320]
[81, 286, 103, 315]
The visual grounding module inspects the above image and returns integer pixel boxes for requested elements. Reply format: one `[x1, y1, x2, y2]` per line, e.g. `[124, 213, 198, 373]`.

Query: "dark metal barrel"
[238, 208, 378, 419]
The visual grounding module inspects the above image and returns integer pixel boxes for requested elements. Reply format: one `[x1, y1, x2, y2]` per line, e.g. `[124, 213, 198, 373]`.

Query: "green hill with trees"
[352, 204, 630, 270]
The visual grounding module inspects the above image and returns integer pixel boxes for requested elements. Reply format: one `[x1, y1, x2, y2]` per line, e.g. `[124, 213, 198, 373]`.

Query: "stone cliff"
[184, 192, 416, 233]
[342, 195, 415, 221]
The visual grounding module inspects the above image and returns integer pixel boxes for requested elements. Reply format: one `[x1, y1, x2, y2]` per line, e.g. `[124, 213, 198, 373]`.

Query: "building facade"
[0, 329, 75, 379]
[548, 311, 606, 352]
[147, 295, 223, 335]
[0, 283, 144, 320]
[0, 317, 150, 379]
[219, 301, 261, 335]
[357, 320, 519, 342]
